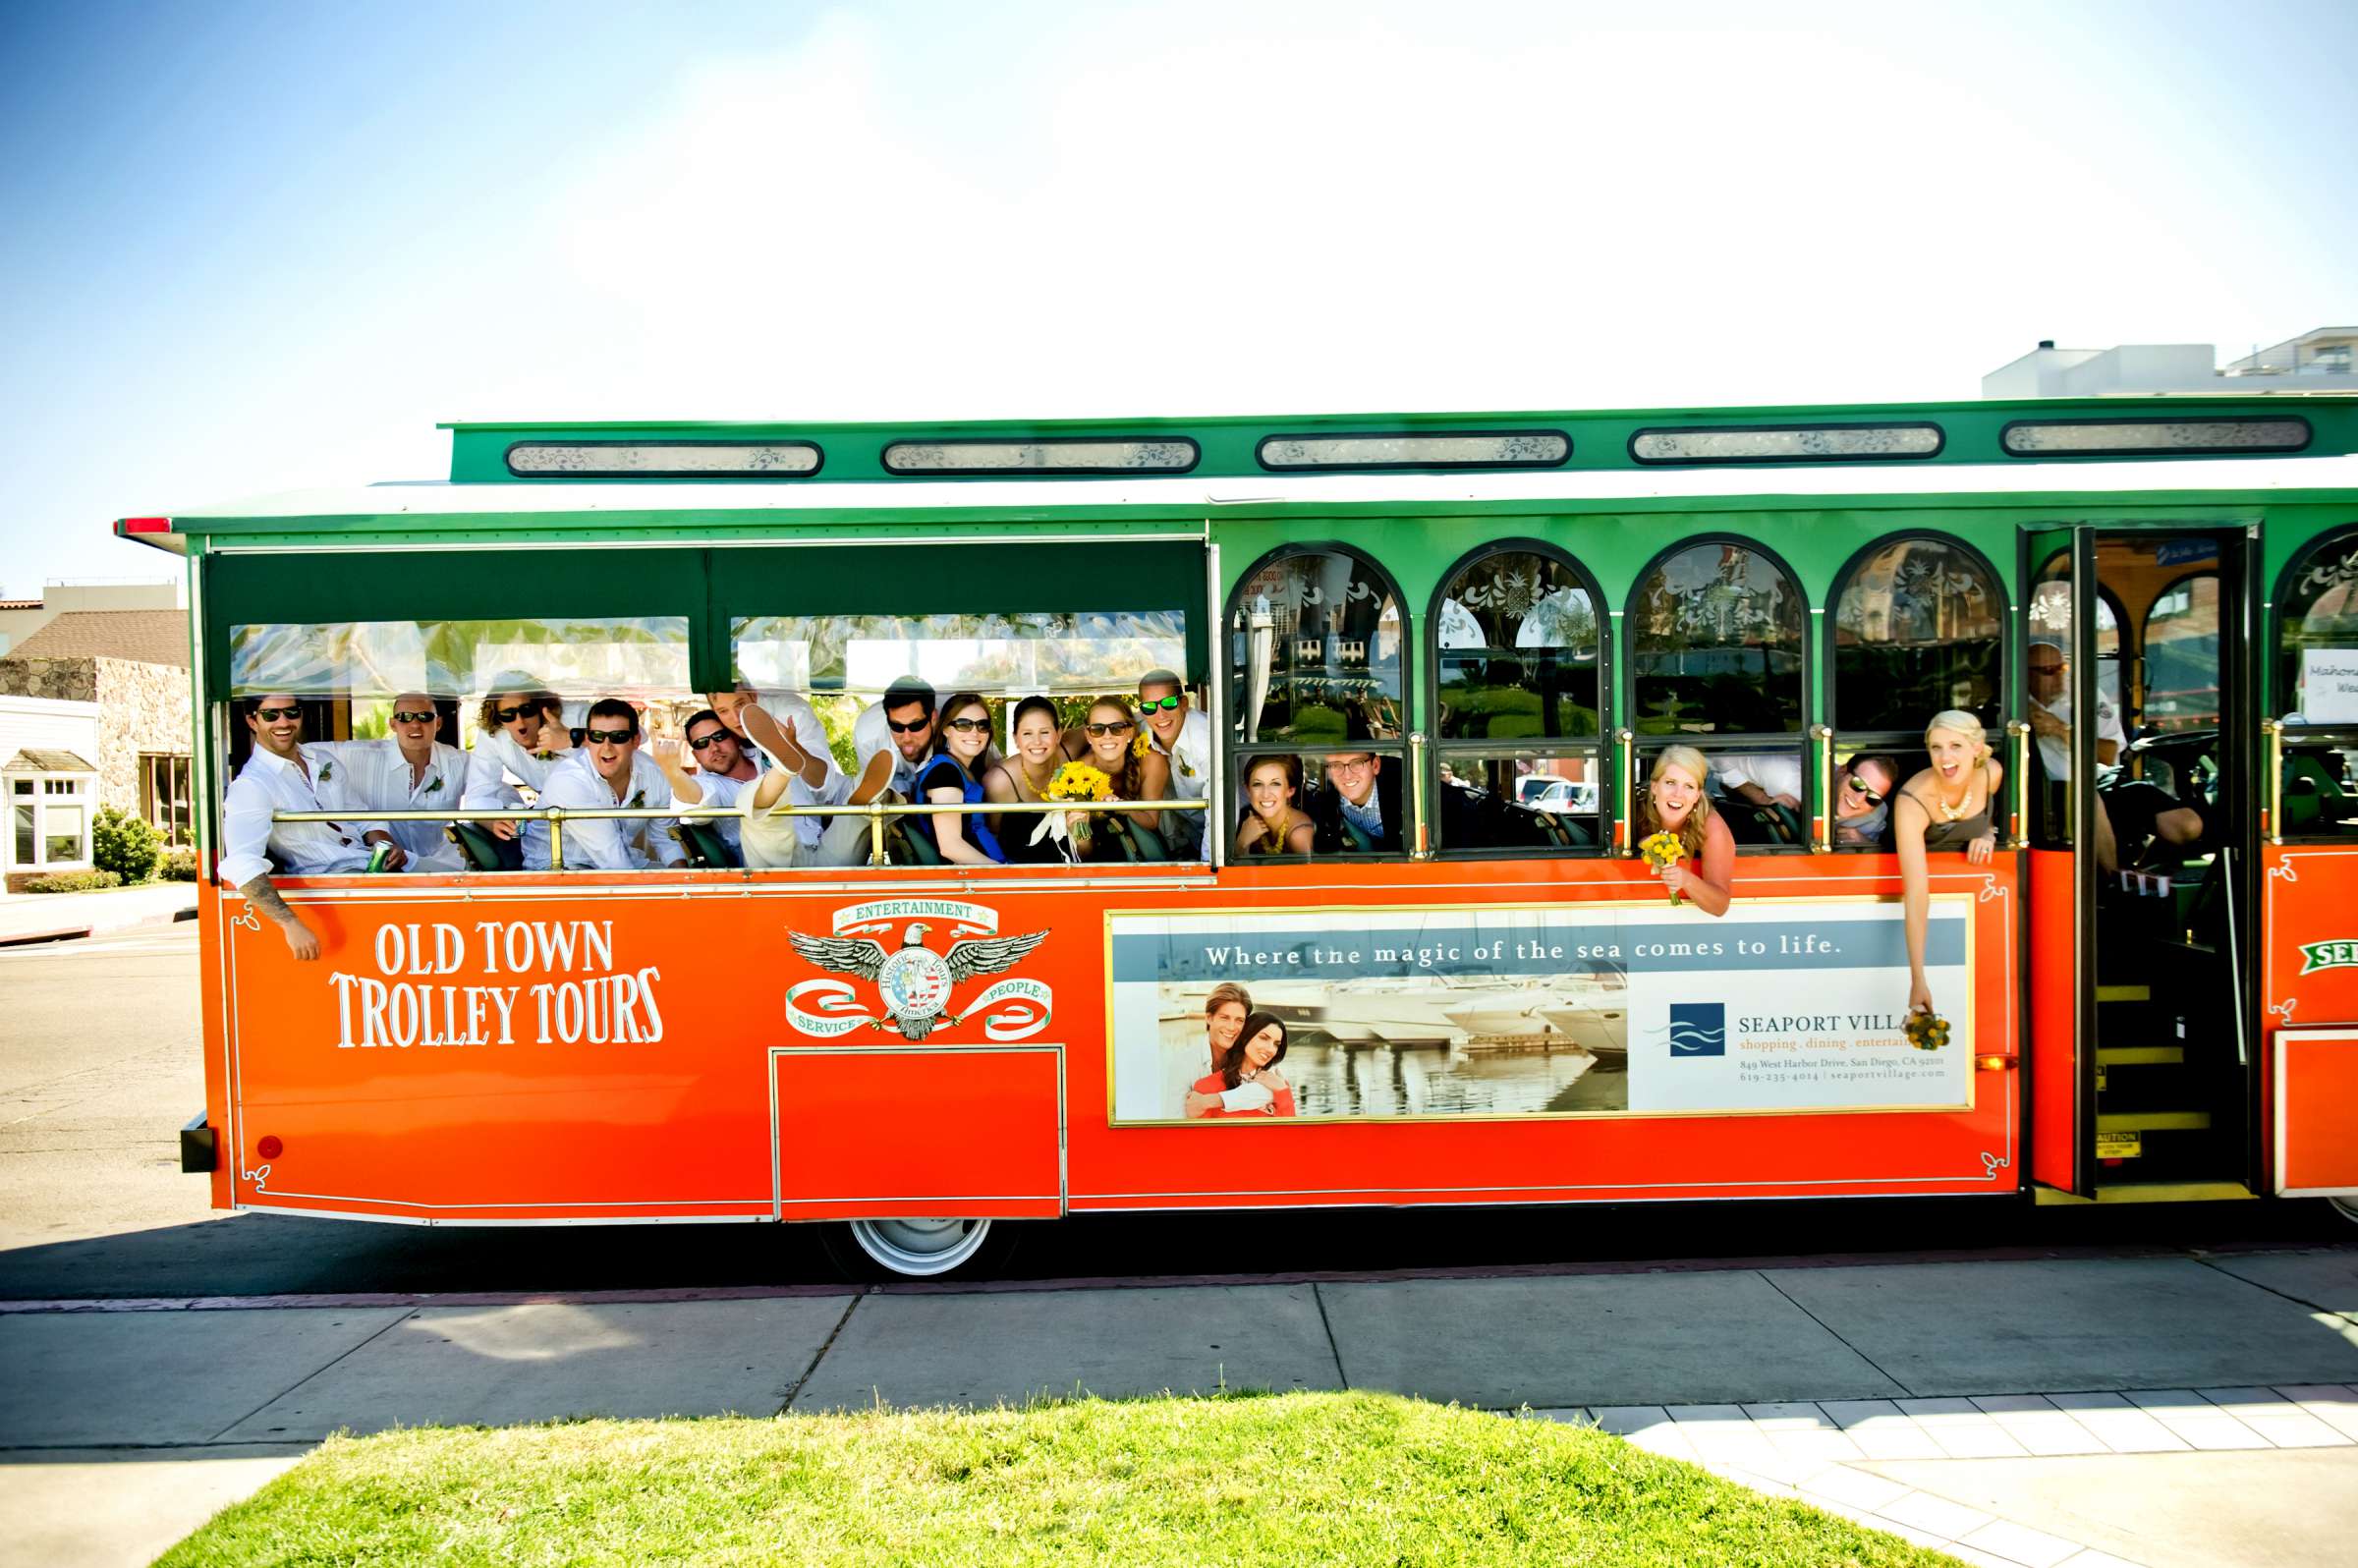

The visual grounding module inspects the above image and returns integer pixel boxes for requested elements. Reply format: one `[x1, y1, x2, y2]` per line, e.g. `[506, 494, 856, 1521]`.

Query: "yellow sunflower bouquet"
[1036, 760, 1115, 856]
[1904, 1011, 1951, 1052]
[1638, 830, 1685, 905]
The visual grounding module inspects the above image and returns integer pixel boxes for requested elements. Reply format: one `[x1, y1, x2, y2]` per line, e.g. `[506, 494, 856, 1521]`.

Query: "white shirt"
[2034, 690, 2126, 781]
[687, 765, 752, 852]
[461, 728, 568, 812]
[218, 745, 374, 888]
[1715, 753, 1805, 806]
[1148, 707, 1213, 801]
[311, 739, 467, 872]
[853, 701, 930, 800]
[522, 752, 686, 871]
[740, 695, 849, 849]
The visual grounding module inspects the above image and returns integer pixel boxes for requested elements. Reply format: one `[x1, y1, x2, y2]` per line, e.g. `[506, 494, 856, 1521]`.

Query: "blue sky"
[2, 0, 2352, 591]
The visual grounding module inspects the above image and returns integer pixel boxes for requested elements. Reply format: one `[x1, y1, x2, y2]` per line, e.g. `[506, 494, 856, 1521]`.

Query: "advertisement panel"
[1107, 898, 1973, 1124]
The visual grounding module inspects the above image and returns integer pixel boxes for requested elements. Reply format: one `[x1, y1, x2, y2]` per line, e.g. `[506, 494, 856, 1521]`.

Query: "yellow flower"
[1131, 730, 1151, 760]
[1047, 761, 1113, 803]
[1637, 831, 1684, 869]
[1905, 1012, 1951, 1052]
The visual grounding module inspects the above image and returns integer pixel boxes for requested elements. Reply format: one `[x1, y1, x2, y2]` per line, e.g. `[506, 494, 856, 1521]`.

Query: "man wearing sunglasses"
[309, 692, 467, 873]
[1833, 754, 1900, 847]
[462, 676, 575, 842]
[656, 708, 759, 861]
[1135, 669, 1209, 859]
[522, 699, 686, 871]
[218, 694, 376, 960]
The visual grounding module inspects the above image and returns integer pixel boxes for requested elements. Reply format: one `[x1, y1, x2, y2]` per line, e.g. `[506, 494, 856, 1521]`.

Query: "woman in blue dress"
[916, 691, 1005, 866]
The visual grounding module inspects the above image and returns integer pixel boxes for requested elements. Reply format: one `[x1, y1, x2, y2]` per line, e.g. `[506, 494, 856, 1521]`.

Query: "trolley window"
[1626, 538, 1808, 850]
[2001, 417, 2311, 457]
[1629, 422, 1942, 465]
[1430, 541, 1604, 856]
[1228, 543, 1408, 859]
[2274, 525, 2358, 842]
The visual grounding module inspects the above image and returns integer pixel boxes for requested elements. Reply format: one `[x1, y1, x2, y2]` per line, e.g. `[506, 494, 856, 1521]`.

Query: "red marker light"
[120, 517, 171, 534]
[255, 1135, 284, 1160]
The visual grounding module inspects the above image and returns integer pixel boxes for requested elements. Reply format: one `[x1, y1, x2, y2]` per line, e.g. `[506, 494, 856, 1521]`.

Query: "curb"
[0, 898, 198, 948]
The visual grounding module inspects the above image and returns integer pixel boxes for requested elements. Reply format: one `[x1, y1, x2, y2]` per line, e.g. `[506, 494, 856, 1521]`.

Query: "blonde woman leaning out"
[1636, 745, 1736, 916]
[1893, 710, 2002, 1019]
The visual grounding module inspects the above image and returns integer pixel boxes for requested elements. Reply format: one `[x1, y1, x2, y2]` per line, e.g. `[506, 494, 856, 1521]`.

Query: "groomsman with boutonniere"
[523, 699, 686, 871]
[1136, 669, 1209, 860]
[218, 693, 376, 961]
[462, 672, 575, 843]
[310, 692, 467, 872]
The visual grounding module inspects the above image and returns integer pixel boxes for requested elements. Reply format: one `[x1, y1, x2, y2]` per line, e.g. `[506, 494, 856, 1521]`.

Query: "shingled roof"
[3, 610, 189, 668]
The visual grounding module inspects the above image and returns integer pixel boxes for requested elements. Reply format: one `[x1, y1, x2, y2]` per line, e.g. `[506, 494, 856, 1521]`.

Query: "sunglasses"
[886, 716, 931, 734]
[253, 705, 301, 723]
[1845, 775, 1884, 805]
[585, 727, 636, 745]
[687, 731, 732, 751]
[1138, 695, 1183, 712]
[1086, 720, 1134, 737]
[494, 704, 545, 724]
[391, 709, 437, 724]
[943, 716, 991, 733]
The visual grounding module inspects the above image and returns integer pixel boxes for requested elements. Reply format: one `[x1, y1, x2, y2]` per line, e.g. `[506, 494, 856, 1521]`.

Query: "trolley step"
[2098, 1045, 2185, 1067]
[2096, 984, 2153, 1003]
[2096, 1109, 2213, 1133]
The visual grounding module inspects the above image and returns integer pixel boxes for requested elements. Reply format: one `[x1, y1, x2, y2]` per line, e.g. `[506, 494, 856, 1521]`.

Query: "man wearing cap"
[218, 694, 378, 960]
[312, 693, 467, 872]
[462, 675, 574, 842]
[522, 699, 685, 871]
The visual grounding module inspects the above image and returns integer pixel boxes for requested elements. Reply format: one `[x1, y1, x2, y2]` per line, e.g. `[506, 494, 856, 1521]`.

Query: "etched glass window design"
[1627, 543, 1805, 737]
[883, 439, 1196, 474]
[2278, 528, 2358, 724]
[1258, 433, 1568, 471]
[227, 617, 691, 700]
[1435, 551, 1600, 742]
[1631, 424, 1941, 464]
[1230, 549, 1403, 746]
[2002, 419, 2310, 456]
[507, 442, 820, 476]
[1831, 536, 2002, 733]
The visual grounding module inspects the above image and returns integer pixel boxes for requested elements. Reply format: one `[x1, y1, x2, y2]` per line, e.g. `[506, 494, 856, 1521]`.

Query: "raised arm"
[1892, 789, 1935, 1016]
[219, 779, 320, 960]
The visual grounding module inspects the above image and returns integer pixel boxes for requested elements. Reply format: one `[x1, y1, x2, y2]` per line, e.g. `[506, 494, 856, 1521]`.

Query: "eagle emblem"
[787, 921, 1047, 1040]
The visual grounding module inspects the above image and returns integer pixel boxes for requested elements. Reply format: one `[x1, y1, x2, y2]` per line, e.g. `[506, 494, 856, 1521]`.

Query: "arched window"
[1429, 541, 1605, 855]
[2275, 526, 2358, 723]
[1625, 538, 1809, 849]
[1829, 534, 2003, 734]
[1227, 544, 1408, 858]
[2273, 525, 2358, 843]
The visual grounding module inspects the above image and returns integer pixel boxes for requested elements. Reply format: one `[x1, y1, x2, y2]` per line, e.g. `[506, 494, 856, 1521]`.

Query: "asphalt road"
[2, 923, 2349, 1301]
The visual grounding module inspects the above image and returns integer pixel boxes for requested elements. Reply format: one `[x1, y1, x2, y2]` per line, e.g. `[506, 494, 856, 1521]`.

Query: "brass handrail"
[1809, 723, 1833, 853]
[268, 799, 1211, 871]
[1408, 730, 1431, 861]
[2265, 717, 2283, 846]
[1614, 728, 1637, 855]
[2006, 718, 2032, 849]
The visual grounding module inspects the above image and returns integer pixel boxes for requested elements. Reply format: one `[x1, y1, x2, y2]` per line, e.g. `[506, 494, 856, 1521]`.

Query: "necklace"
[1935, 770, 1974, 821]
[1017, 757, 1055, 799]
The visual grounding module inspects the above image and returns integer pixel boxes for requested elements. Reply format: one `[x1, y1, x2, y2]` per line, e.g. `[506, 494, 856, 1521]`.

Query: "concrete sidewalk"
[1, 1247, 2352, 1567]
[0, 881, 195, 947]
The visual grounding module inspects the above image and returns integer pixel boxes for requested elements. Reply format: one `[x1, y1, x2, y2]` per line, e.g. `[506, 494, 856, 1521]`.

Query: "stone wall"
[0, 655, 192, 817]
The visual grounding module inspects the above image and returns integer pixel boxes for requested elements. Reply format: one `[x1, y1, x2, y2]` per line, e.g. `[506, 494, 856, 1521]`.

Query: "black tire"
[2330, 1197, 2358, 1228]
[817, 1217, 1022, 1281]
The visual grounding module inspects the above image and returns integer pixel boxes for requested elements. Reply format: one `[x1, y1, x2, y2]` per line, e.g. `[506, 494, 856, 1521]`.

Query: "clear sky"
[2, 0, 2351, 591]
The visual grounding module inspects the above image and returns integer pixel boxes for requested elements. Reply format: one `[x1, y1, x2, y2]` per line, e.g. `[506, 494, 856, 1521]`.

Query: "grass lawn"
[159, 1390, 1961, 1566]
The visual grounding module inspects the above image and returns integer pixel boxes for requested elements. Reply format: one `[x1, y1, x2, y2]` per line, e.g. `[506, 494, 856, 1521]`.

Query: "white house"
[2, 694, 101, 889]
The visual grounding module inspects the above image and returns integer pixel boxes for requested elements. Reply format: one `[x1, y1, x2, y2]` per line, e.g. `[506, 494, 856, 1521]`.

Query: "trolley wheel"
[819, 1217, 1019, 1281]
[2330, 1197, 2358, 1228]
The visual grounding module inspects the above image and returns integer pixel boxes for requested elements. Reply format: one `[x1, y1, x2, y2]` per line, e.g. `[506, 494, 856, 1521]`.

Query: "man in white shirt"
[656, 706, 759, 862]
[314, 693, 467, 872]
[702, 688, 853, 867]
[2028, 639, 2125, 781]
[461, 679, 573, 842]
[1137, 669, 1210, 859]
[522, 700, 687, 871]
[796, 678, 937, 867]
[218, 694, 378, 960]
[1714, 752, 1804, 813]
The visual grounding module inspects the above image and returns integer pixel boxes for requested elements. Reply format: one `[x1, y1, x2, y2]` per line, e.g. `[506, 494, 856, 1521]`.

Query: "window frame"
[1424, 537, 1610, 860]
[1622, 533, 1814, 853]
[1224, 540, 1414, 861]
[2270, 524, 2358, 847]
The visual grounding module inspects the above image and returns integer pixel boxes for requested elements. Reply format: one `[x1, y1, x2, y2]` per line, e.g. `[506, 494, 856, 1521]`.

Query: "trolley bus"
[121, 397, 2358, 1276]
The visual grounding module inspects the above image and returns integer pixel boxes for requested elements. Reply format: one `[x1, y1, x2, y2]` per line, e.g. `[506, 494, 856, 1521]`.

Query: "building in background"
[0, 607, 194, 876]
[1983, 325, 2358, 398]
[0, 579, 183, 657]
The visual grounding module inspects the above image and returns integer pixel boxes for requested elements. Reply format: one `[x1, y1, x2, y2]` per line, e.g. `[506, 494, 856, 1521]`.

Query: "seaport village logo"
[2297, 938, 2358, 978]
[786, 898, 1051, 1041]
